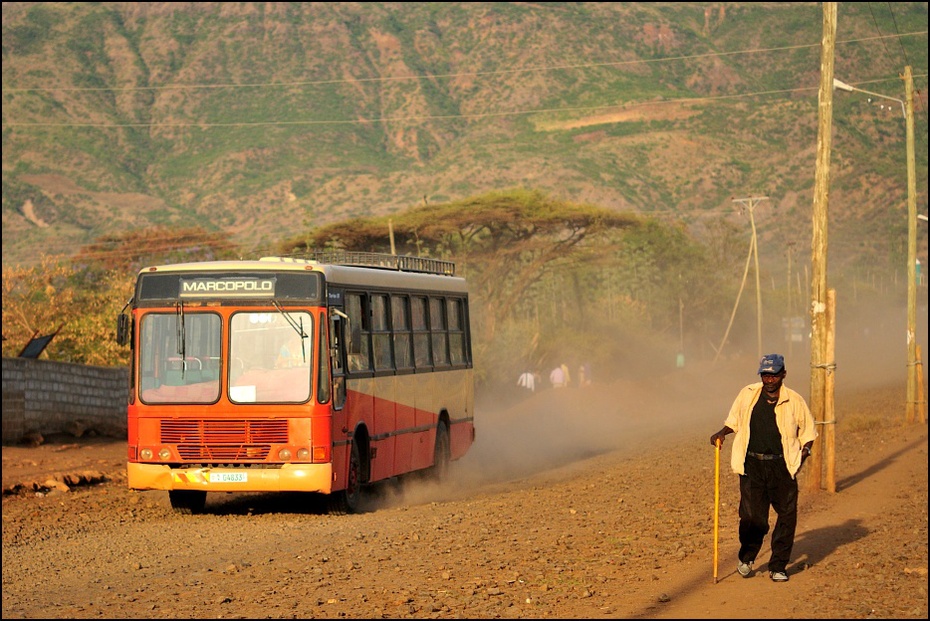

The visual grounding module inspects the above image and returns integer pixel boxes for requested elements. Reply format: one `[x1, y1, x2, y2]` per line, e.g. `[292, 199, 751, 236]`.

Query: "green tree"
[2, 229, 243, 366]
[74, 226, 240, 274]
[2, 256, 77, 360]
[279, 189, 641, 340]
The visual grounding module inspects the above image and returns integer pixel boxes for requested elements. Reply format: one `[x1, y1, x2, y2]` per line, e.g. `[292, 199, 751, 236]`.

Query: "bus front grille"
[161, 419, 288, 461]
[176, 444, 271, 461]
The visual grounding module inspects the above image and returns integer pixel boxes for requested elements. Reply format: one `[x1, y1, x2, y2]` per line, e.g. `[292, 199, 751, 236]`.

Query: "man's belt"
[747, 451, 783, 461]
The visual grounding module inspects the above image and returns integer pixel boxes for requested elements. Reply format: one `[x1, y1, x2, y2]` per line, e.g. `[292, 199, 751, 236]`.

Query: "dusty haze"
[371, 294, 926, 511]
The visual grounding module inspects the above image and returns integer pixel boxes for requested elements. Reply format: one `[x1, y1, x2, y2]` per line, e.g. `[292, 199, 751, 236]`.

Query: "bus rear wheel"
[169, 490, 207, 514]
[431, 420, 451, 482]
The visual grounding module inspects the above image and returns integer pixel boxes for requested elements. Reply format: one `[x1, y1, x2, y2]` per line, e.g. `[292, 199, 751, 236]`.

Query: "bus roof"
[136, 255, 468, 294]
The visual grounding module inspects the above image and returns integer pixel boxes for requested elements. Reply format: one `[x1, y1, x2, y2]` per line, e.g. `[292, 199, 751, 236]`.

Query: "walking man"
[517, 369, 536, 393]
[709, 353, 817, 582]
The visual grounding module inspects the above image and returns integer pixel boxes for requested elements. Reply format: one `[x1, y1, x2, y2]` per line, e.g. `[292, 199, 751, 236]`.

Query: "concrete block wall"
[1, 357, 128, 445]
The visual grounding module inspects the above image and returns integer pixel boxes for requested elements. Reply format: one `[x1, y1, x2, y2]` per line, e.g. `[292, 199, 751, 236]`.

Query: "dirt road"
[2, 363, 927, 619]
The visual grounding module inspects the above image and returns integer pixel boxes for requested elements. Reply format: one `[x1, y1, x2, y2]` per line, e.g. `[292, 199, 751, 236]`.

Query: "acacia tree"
[1, 192, 739, 390]
[279, 189, 641, 340]
[2, 256, 77, 360]
[74, 226, 239, 274]
[3, 228, 241, 366]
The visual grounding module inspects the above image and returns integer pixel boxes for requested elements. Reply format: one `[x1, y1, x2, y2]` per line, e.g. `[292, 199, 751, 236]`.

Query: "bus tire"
[330, 440, 363, 514]
[168, 490, 207, 515]
[431, 420, 451, 483]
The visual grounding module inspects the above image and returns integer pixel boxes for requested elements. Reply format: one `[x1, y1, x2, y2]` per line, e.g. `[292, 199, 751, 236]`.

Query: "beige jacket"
[723, 382, 817, 478]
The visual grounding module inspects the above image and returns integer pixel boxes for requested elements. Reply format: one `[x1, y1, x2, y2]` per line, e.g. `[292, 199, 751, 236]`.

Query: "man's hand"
[710, 429, 728, 448]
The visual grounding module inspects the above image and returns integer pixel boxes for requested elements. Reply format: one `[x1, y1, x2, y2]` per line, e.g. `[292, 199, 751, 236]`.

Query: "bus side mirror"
[116, 313, 131, 346]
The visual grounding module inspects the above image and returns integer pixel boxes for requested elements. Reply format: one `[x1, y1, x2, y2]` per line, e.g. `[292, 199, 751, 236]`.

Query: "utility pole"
[834, 67, 919, 423]
[903, 65, 918, 424]
[787, 241, 796, 358]
[733, 196, 768, 359]
[389, 218, 397, 255]
[807, 2, 837, 494]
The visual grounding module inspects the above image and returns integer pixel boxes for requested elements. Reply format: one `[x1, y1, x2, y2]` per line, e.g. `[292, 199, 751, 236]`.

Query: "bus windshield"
[138, 310, 314, 405]
[229, 311, 313, 404]
[139, 312, 222, 404]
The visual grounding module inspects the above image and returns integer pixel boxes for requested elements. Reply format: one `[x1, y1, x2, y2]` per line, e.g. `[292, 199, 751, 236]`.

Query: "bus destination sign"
[180, 277, 276, 299]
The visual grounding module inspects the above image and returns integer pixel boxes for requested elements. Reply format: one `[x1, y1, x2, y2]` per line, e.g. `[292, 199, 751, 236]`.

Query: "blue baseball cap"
[758, 353, 785, 374]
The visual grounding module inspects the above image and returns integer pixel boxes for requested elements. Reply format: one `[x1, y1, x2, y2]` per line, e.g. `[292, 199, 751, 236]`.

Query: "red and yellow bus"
[117, 252, 474, 513]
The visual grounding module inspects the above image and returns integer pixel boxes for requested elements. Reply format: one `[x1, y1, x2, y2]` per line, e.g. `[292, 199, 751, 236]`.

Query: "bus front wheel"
[330, 440, 363, 514]
[169, 490, 207, 514]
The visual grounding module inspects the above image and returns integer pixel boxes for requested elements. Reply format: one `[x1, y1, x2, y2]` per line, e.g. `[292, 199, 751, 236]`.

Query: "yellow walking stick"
[713, 438, 721, 583]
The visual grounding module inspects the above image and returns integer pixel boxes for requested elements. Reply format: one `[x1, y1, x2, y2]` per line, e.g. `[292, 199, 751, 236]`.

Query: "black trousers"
[737, 455, 799, 573]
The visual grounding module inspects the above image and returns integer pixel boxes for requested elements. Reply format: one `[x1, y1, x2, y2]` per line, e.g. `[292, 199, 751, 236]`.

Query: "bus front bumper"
[127, 462, 334, 494]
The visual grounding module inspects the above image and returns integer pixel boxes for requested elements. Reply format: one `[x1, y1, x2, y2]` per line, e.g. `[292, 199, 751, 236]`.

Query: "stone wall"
[1, 358, 128, 444]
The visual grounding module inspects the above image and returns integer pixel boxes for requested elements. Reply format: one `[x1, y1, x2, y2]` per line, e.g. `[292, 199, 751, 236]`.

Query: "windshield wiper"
[272, 300, 308, 363]
[176, 300, 186, 377]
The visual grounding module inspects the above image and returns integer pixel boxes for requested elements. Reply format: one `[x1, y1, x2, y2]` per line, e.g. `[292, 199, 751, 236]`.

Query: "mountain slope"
[2, 2, 927, 271]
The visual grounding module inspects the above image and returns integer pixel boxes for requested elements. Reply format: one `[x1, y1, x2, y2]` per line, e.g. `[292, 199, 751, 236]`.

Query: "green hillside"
[2, 2, 927, 275]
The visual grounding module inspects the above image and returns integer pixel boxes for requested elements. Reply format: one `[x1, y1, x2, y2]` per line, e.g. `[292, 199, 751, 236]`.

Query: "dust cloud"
[371, 294, 925, 511]
[457, 359, 740, 485]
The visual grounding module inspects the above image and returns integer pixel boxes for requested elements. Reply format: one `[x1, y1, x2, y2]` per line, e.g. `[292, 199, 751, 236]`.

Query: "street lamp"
[834, 70, 919, 422]
[833, 78, 905, 117]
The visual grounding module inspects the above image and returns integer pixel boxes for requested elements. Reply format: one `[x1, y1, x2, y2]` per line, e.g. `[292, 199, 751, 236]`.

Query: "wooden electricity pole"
[786, 241, 796, 358]
[825, 288, 837, 493]
[807, 2, 837, 494]
[904, 65, 919, 424]
[733, 196, 768, 359]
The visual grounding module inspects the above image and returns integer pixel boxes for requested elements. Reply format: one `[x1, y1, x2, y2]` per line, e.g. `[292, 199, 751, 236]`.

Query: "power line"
[884, 2, 915, 69]
[2, 30, 925, 95]
[2, 20, 926, 265]
[0, 85, 827, 128]
[6, 76, 928, 129]
[879, 1, 927, 116]
[866, 3, 899, 66]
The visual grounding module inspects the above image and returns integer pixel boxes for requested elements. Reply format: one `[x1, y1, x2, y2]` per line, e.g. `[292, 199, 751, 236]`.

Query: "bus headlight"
[296, 448, 310, 461]
[140, 448, 154, 460]
[158, 448, 172, 461]
[277, 448, 292, 461]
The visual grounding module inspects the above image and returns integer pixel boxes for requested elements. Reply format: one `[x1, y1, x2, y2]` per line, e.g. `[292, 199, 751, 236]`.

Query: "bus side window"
[371, 293, 392, 371]
[412, 296, 431, 368]
[392, 295, 413, 370]
[430, 297, 449, 366]
[447, 298, 466, 365]
[346, 292, 371, 372]
[330, 314, 346, 409]
[317, 316, 331, 404]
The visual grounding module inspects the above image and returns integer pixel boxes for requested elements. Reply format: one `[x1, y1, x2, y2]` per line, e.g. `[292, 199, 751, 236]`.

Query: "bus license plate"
[209, 472, 247, 483]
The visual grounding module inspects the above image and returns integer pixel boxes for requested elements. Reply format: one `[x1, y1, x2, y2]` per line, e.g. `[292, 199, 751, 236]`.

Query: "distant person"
[709, 353, 817, 583]
[549, 365, 566, 388]
[517, 369, 536, 393]
[560, 362, 571, 388]
[578, 362, 592, 387]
